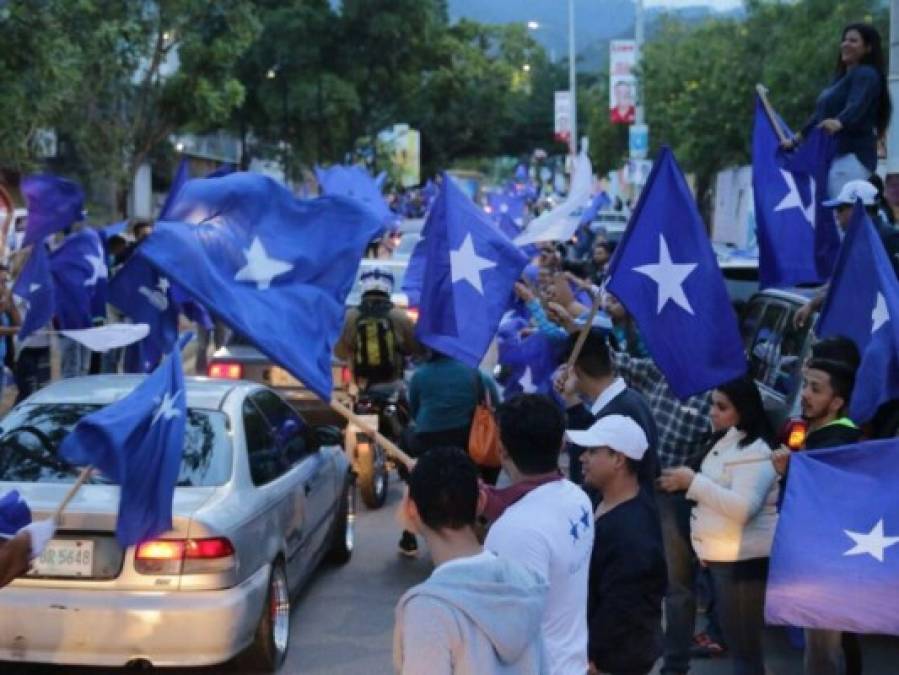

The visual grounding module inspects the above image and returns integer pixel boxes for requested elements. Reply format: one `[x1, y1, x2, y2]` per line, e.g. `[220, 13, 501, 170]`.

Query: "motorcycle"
[344, 382, 411, 509]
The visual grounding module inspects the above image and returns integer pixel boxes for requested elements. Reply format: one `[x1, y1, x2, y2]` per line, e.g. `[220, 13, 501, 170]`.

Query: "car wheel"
[358, 440, 389, 509]
[327, 480, 355, 564]
[242, 561, 290, 672]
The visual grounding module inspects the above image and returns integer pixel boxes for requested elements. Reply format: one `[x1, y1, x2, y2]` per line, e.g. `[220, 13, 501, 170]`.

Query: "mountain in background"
[448, 0, 744, 71]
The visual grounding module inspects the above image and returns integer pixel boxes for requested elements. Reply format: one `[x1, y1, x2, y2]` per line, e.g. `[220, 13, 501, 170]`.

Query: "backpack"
[353, 297, 399, 382]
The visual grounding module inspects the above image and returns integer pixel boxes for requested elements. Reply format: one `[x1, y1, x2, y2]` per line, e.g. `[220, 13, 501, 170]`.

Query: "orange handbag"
[468, 374, 502, 468]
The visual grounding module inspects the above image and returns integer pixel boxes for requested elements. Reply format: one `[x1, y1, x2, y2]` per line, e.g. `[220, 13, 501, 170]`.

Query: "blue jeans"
[827, 153, 870, 200]
[707, 559, 769, 675]
[656, 491, 696, 674]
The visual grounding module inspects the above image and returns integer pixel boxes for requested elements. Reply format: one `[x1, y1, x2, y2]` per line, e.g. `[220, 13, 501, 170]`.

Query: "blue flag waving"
[21, 175, 85, 247]
[158, 158, 191, 221]
[50, 229, 108, 329]
[109, 255, 180, 370]
[60, 335, 189, 547]
[414, 173, 529, 367]
[315, 164, 393, 227]
[607, 147, 746, 398]
[139, 172, 384, 399]
[13, 243, 55, 342]
[766, 438, 899, 635]
[0, 490, 31, 538]
[816, 203, 899, 423]
[753, 99, 838, 288]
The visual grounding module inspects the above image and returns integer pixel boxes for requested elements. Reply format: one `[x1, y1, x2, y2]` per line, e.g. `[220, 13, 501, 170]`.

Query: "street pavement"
[5, 473, 899, 674]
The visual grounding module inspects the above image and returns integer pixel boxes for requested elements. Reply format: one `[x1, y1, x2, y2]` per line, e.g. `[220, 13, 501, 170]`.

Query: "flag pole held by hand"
[755, 84, 790, 145]
[565, 289, 604, 370]
[329, 398, 415, 470]
[53, 465, 93, 522]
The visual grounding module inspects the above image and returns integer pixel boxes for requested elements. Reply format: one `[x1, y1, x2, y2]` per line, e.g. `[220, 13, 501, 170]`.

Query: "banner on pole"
[610, 40, 637, 125]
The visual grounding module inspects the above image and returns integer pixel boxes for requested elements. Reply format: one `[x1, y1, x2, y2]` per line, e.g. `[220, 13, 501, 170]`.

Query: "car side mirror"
[311, 425, 342, 450]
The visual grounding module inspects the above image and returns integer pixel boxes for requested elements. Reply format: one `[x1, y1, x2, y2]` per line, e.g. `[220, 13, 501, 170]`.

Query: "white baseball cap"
[821, 179, 878, 208]
[565, 414, 649, 461]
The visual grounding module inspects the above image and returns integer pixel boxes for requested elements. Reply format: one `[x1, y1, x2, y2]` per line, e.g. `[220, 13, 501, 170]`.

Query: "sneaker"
[398, 531, 418, 558]
[690, 632, 726, 658]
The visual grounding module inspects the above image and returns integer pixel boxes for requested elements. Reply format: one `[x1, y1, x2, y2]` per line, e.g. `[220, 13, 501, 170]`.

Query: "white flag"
[59, 323, 150, 352]
[516, 152, 594, 246]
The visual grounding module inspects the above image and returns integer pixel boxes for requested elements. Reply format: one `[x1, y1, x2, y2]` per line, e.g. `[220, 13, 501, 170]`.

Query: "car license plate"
[28, 539, 94, 577]
[270, 367, 302, 388]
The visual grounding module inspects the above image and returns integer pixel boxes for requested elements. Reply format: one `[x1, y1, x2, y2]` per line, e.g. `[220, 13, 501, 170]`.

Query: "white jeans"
[827, 152, 871, 200]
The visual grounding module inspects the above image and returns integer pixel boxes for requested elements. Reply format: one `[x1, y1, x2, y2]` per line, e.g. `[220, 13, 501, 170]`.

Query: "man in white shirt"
[485, 394, 594, 674]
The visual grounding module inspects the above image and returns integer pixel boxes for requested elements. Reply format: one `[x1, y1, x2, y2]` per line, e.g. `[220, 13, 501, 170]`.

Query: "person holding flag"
[0, 491, 55, 589]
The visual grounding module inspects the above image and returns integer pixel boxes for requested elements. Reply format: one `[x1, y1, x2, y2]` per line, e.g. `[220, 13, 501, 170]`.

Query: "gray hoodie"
[393, 550, 549, 675]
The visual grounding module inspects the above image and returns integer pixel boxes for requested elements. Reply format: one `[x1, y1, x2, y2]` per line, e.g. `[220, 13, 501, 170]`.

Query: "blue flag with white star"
[487, 191, 526, 226]
[753, 99, 838, 288]
[109, 255, 180, 371]
[766, 438, 899, 635]
[607, 147, 746, 398]
[13, 243, 55, 342]
[315, 164, 393, 227]
[49, 229, 108, 329]
[816, 203, 899, 423]
[414, 173, 529, 367]
[496, 316, 562, 397]
[138, 172, 384, 399]
[59, 334, 190, 547]
[21, 174, 85, 247]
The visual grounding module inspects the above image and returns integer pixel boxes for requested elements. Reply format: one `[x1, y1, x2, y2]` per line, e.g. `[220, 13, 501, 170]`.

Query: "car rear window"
[0, 404, 232, 487]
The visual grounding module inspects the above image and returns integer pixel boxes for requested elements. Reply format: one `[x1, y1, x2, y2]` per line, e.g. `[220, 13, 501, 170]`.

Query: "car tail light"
[406, 307, 419, 323]
[780, 418, 808, 451]
[135, 537, 236, 575]
[341, 365, 352, 386]
[208, 362, 243, 380]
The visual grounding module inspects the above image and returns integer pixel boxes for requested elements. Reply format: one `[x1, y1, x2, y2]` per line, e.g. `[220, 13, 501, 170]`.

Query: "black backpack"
[353, 297, 398, 381]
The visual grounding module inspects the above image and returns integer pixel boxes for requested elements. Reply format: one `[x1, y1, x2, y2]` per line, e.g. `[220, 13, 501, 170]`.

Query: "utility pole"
[886, 0, 899, 207]
[635, 0, 645, 125]
[568, 0, 577, 158]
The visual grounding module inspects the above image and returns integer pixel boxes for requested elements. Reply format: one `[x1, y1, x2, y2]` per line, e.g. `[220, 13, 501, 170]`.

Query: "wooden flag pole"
[329, 398, 415, 470]
[755, 84, 790, 145]
[565, 287, 604, 370]
[53, 466, 93, 521]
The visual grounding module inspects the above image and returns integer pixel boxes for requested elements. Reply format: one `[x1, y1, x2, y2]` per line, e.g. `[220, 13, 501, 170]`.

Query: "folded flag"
[60, 334, 190, 547]
[766, 438, 899, 635]
[12, 243, 55, 342]
[0, 490, 31, 538]
[752, 98, 838, 288]
[817, 203, 899, 423]
[607, 147, 746, 398]
[414, 173, 529, 367]
[21, 175, 85, 247]
[139, 172, 384, 399]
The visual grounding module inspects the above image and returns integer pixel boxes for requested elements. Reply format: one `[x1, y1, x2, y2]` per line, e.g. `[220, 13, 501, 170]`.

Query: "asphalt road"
[5, 475, 899, 674]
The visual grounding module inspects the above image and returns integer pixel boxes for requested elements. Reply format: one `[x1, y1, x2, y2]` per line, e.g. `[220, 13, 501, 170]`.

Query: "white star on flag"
[84, 249, 108, 287]
[151, 390, 182, 426]
[872, 292, 889, 334]
[234, 237, 293, 290]
[844, 518, 899, 562]
[450, 233, 496, 295]
[633, 234, 698, 315]
[29, 283, 41, 293]
[519, 367, 537, 393]
[774, 171, 816, 227]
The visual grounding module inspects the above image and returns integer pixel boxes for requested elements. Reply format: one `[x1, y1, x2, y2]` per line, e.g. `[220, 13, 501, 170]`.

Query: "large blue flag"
[138, 172, 384, 399]
[414, 173, 529, 367]
[487, 191, 525, 226]
[60, 335, 189, 547]
[49, 229, 108, 329]
[816, 203, 899, 423]
[13, 243, 55, 342]
[607, 147, 746, 398]
[109, 255, 180, 370]
[766, 438, 899, 635]
[315, 164, 393, 227]
[753, 99, 838, 288]
[21, 175, 85, 247]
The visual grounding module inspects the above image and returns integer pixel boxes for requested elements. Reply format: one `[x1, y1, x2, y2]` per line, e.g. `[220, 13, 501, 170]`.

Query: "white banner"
[610, 40, 637, 125]
[554, 91, 572, 143]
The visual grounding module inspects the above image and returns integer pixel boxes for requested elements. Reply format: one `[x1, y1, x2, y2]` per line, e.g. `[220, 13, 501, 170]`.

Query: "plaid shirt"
[612, 350, 713, 469]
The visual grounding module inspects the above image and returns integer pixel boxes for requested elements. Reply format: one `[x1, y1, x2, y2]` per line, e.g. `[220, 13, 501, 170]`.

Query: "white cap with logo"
[565, 414, 649, 461]
[821, 179, 878, 208]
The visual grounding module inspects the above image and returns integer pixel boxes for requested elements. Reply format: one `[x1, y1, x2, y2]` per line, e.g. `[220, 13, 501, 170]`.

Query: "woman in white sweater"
[658, 375, 778, 675]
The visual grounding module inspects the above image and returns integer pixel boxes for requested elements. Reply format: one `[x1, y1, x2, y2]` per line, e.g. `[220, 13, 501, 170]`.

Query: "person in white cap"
[567, 415, 666, 675]
[794, 178, 899, 328]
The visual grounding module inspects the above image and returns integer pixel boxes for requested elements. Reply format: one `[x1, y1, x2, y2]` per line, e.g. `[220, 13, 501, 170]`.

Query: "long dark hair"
[836, 23, 892, 137]
[715, 375, 775, 449]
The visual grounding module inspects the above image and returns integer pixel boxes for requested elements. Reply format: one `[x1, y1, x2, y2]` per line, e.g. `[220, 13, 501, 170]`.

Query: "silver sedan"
[0, 375, 354, 671]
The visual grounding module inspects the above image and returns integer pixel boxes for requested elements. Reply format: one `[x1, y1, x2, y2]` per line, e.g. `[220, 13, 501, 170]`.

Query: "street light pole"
[635, 0, 645, 125]
[568, 0, 577, 158]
